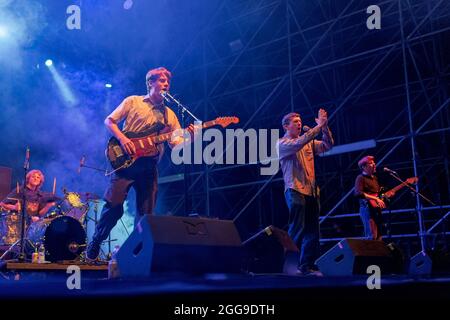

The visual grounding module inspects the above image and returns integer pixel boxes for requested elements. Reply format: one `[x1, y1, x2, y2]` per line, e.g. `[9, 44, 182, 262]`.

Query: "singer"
[277, 109, 334, 276]
[86, 67, 194, 261]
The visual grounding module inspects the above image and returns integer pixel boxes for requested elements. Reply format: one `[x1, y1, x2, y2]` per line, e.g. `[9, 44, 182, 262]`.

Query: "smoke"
[0, 0, 47, 68]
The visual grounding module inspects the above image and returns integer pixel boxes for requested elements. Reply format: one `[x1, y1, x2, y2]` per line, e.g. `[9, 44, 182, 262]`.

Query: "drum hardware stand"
[0, 238, 36, 261]
[78, 155, 111, 176]
[105, 162, 132, 176]
[77, 157, 134, 260]
[0, 147, 34, 262]
[79, 199, 114, 262]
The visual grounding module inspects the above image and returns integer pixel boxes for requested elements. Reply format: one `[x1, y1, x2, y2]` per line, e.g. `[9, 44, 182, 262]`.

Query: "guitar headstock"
[214, 116, 240, 128]
[406, 177, 418, 185]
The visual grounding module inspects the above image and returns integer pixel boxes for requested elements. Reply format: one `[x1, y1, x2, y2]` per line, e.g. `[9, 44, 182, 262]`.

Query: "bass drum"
[27, 216, 86, 262]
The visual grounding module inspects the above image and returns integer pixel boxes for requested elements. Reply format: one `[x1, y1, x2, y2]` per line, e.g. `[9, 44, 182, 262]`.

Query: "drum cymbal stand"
[80, 199, 111, 261]
[0, 148, 34, 262]
[0, 237, 35, 261]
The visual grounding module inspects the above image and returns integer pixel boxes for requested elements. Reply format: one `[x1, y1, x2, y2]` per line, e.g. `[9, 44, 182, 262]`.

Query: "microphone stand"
[386, 171, 435, 206]
[19, 148, 30, 261]
[162, 92, 201, 215]
[78, 156, 110, 176]
[387, 171, 435, 255]
[0, 148, 34, 262]
[384, 186, 393, 242]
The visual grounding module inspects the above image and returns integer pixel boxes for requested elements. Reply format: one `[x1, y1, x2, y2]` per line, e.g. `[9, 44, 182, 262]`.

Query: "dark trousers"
[284, 188, 320, 272]
[91, 157, 158, 244]
[359, 201, 383, 240]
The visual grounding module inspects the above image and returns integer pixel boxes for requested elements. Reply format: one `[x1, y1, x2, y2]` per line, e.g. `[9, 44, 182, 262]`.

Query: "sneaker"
[86, 241, 100, 262]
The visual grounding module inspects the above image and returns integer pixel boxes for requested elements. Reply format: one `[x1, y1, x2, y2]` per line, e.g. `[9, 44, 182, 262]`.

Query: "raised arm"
[277, 125, 322, 159]
[313, 125, 334, 154]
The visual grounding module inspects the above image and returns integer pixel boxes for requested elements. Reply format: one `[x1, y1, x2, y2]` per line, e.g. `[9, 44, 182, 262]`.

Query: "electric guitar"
[105, 116, 239, 171]
[367, 176, 418, 208]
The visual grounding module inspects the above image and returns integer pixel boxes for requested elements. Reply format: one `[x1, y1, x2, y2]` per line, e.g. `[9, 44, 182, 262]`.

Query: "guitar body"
[105, 116, 240, 172]
[366, 177, 418, 209]
[366, 193, 389, 209]
[106, 129, 161, 170]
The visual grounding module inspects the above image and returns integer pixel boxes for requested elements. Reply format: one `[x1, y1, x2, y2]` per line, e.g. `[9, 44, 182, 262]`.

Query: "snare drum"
[62, 192, 89, 223]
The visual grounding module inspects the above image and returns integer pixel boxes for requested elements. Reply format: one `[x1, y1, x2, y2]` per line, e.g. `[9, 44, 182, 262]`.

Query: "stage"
[0, 0, 449, 314]
[2, 261, 450, 303]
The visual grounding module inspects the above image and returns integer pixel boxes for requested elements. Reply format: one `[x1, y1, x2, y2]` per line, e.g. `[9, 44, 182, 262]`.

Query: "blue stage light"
[123, 0, 133, 10]
[0, 25, 9, 38]
[45, 59, 53, 67]
[105, 83, 112, 88]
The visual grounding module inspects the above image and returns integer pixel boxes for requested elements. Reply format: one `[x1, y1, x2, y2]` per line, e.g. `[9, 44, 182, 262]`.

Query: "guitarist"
[86, 67, 194, 261]
[354, 155, 394, 240]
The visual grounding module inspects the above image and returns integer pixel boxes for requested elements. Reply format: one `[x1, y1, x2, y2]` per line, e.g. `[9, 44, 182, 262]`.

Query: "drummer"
[0, 169, 57, 223]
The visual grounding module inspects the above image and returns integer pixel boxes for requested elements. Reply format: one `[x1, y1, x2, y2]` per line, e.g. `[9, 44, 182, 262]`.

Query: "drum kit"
[0, 191, 101, 262]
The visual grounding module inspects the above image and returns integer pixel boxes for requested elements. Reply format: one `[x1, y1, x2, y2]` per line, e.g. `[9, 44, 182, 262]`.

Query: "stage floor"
[1, 262, 450, 305]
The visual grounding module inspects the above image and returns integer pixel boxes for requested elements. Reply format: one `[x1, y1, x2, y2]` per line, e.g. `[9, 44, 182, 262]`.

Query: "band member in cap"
[277, 109, 334, 275]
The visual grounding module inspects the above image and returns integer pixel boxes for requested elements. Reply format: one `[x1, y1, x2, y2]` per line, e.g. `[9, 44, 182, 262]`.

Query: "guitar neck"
[150, 120, 217, 144]
[386, 181, 410, 195]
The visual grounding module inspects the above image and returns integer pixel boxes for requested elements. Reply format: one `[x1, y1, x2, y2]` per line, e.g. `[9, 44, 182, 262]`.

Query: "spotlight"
[45, 59, 53, 67]
[105, 83, 112, 88]
[123, 0, 133, 10]
[0, 25, 8, 38]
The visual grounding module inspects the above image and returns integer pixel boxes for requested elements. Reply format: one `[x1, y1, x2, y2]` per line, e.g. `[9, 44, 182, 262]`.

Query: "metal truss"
[156, 0, 450, 251]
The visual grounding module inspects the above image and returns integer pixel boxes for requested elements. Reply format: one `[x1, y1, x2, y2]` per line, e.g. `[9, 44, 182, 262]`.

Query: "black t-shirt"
[354, 174, 381, 197]
[2, 187, 54, 217]
[354, 173, 385, 210]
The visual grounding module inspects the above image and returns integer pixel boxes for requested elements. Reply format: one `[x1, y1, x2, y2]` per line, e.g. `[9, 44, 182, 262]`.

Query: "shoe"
[296, 268, 324, 277]
[86, 241, 100, 262]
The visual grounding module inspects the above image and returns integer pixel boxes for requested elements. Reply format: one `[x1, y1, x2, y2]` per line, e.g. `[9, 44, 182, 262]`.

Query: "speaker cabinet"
[242, 226, 299, 274]
[116, 215, 243, 277]
[316, 239, 398, 276]
[409, 251, 432, 276]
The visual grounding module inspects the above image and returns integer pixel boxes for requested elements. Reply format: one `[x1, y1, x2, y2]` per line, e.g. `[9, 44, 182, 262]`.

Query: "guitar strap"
[153, 106, 169, 163]
[156, 106, 169, 136]
[163, 106, 168, 128]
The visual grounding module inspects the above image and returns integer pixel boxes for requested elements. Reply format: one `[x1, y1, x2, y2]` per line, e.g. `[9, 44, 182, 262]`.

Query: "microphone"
[383, 167, 398, 175]
[78, 156, 85, 174]
[23, 146, 30, 169]
[303, 125, 312, 132]
[161, 91, 182, 106]
[160, 91, 171, 103]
